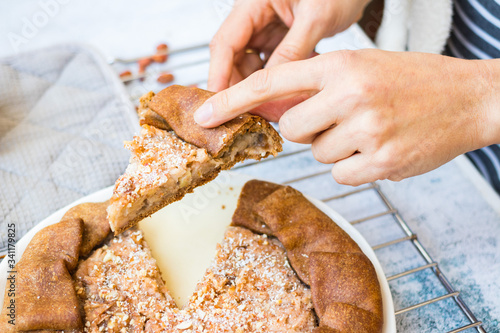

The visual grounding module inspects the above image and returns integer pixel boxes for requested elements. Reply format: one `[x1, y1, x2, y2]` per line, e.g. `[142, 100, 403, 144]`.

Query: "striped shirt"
[444, 0, 500, 194]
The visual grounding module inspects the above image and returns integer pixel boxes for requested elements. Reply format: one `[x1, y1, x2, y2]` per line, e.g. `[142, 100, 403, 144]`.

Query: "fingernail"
[194, 102, 213, 125]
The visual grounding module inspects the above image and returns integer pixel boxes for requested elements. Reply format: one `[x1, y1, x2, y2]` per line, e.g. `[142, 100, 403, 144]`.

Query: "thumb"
[193, 94, 307, 127]
[194, 89, 246, 128]
[265, 17, 322, 68]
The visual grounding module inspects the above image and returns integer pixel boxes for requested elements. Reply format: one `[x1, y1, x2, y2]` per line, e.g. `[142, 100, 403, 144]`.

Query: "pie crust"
[232, 181, 384, 332]
[0, 202, 111, 333]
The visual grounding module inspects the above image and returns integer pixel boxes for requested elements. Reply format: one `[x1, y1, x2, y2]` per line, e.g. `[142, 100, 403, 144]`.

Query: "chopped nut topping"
[74, 227, 315, 332]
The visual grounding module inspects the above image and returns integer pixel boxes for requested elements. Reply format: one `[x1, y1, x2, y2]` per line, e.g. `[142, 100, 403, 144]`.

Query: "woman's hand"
[195, 49, 500, 185]
[208, 0, 371, 92]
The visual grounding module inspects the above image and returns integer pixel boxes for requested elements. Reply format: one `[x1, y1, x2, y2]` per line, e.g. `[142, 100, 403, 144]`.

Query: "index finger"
[196, 57, 324, 127]
[207, 3, 260, 92]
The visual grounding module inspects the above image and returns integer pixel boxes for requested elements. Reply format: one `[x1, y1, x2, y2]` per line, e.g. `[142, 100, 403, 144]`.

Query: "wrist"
[475, 58, 500, 146]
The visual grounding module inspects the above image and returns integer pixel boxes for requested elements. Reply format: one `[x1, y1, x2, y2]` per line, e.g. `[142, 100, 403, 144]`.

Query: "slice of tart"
[108, 85, 282, 234]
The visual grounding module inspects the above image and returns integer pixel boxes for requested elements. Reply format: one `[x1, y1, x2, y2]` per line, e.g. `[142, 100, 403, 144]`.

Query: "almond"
[152, 53, 168, 63]
[119, 70, 132, 78]
[156, 43, 168, 51]
[157, 73, 174, 84]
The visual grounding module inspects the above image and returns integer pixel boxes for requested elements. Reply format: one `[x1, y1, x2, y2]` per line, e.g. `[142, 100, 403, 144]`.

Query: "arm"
[195, 49, 500, 185]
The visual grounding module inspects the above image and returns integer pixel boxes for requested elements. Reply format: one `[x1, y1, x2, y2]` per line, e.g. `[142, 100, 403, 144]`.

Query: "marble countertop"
[1, 0, 499, 332]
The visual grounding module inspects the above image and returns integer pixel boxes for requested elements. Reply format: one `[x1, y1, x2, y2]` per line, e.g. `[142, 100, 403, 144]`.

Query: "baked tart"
[108, 85, 283, 234]
[1, 180, 384, 333]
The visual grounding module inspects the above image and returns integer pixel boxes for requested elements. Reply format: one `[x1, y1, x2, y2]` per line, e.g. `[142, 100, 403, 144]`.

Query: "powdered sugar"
[75, 227, 315, 333]
[112, 125, 209, 203]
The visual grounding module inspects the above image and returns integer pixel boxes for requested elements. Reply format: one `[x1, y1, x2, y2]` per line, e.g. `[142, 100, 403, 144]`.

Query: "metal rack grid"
[120, 44, 487, 332]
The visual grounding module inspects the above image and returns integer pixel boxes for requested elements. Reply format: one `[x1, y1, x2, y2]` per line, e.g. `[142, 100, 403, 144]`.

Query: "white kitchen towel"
[0, 44, 139, 251]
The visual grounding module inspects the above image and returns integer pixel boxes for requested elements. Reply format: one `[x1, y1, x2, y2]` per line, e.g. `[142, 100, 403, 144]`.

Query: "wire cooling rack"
[118, 44, 486, 332]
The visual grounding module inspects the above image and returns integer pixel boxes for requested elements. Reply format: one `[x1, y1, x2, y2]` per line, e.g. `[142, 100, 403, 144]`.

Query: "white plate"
[0, 171, 395, 332]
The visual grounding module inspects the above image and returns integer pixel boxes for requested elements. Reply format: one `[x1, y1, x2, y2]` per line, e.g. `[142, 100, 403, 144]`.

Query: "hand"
[195, 49, 500, 185]
[208, 0, 371, 92]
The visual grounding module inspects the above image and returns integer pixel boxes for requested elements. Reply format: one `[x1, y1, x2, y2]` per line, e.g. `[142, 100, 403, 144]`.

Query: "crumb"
[74, 227, 316, 332]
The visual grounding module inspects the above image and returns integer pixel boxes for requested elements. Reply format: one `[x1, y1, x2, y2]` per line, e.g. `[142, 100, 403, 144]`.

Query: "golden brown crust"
[253, 186, 363, 285]
[320, 302, 382, 333]
[22, 218, 83, 272]
[147, 85, 282, 158]
[0, 218, 83, 332]
[137, 91, 171, 130]
[230, 179, 283, 234]
[61, 201, 111, 257]
[0, 201, 112, 332]
[309, 252, 382, 324]
[235, 181, 384, 333]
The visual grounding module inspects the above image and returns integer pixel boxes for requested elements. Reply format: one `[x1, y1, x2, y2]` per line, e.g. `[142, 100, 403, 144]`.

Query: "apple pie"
[0, 180, 384, 333]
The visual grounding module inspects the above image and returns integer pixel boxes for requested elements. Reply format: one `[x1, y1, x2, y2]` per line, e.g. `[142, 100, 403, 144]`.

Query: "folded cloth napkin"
[0, 44, 138, 251]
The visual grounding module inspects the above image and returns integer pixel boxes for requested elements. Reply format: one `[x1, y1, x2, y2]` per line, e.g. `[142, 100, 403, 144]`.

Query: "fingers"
[207, 0, 328, 90]
[251, 93, 312, 122]
[207, 3, 260, 92]
[309, 123, 359, 162]
[278, 93, 339, 144]
[208, 45, 236, 92]
[331, 154, 381, 186]
[248, 21, 289, 62]
[236, 51, 265, 79]
[195, 58, 322, 127]
[265, 16, 323, 68]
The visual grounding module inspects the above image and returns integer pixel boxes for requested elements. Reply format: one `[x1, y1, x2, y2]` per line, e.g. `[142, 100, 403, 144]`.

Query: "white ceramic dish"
[0, 171, 395, 332]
